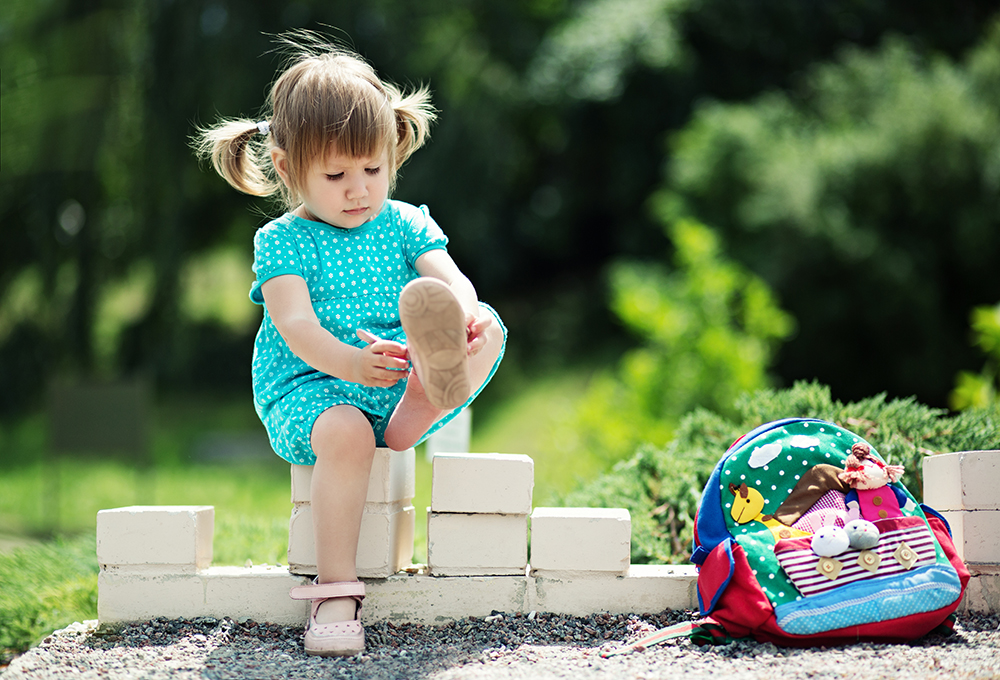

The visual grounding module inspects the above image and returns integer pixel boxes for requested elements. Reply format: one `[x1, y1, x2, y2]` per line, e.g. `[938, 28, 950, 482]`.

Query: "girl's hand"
[353, 330, 409, 387]
[465, 313, 493, 357]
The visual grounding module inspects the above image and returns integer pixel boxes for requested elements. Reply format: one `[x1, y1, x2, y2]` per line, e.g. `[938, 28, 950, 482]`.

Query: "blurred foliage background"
[4, 0, 1000, 420]
[4, 0, 1000, 657]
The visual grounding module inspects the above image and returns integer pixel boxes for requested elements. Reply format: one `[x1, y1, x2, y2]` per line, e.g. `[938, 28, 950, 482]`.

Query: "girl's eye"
[325, 173, 344, 181]
[365, 167, 381, 175]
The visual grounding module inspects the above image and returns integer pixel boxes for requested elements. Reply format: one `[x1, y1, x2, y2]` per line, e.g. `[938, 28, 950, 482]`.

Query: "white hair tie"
[256, 121, 270, 136]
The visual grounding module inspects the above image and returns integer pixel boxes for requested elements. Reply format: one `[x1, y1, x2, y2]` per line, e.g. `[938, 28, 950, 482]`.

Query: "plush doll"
[838, 442, 912, 522]
[810, 525, 850, 557]
[843, 518, 880, 549]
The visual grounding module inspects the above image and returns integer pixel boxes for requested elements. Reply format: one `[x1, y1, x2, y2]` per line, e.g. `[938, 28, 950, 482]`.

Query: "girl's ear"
[271, 147, 292, 189]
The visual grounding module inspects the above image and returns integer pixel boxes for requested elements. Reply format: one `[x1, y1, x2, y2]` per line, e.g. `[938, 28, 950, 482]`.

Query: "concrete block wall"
[427, 453, 533, 575]
[287, 447, 416, 578]
[97, 506, 311, 625]
[96, 501, 694, 625]
[96, 449, 681, 625]
[923, 450, 1000, 614]
[95, 448, 1000, 625]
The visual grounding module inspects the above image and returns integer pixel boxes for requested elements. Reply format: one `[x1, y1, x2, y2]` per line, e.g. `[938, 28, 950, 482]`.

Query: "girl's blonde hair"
[194, 33, 436, 209]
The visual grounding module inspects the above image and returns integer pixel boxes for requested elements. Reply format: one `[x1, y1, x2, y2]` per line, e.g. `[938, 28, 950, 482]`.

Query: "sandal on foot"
[289, 580, 365, 657]
[399, 278, 471, 410]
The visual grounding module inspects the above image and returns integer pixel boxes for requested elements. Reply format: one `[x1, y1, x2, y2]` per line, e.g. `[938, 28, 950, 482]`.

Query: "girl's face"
[274, 146, 390, 229]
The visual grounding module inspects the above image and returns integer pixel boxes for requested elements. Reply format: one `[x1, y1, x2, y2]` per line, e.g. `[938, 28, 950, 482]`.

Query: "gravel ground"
[3, 611, 999, 680]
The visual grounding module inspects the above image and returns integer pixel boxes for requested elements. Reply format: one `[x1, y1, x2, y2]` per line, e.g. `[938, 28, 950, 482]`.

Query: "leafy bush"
[566, 381, 1000, 564]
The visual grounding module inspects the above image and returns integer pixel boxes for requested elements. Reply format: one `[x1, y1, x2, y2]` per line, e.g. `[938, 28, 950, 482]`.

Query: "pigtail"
[193, 119, 279, 197]
[387, 83, 437, 172]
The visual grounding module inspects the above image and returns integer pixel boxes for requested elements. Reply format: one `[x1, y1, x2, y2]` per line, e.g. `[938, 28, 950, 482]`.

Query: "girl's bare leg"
[309, 404, 376, 623]
[383, 304, 504, 451]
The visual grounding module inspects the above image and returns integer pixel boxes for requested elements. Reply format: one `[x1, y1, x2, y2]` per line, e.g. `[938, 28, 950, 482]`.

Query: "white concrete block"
[287, 502, 415, 577]
[96, 506, 213, 572]
[98, 565, 310, 625]
[533, 565, 698, 616]
[98, 564, 706, 625]
[364, 573, 531, 624]
[530, 507, 631, 574]
[923, 450, 1000, 511]
[431, 453, 534, 514]
[290, 447, 415, 504]
[957, 566, 1000, 614]
[427, 512, 528, 576]
[940, 509, 1000, 564]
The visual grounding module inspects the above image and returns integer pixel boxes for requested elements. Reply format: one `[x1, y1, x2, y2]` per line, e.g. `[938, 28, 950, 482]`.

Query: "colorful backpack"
[604, 418, 970, 656]
[690, 418, 969, 645]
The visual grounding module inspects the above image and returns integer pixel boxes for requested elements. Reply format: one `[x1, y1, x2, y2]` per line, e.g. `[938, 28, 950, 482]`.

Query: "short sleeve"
[400, 203, 448, 267]
[249, 222, 306, 305]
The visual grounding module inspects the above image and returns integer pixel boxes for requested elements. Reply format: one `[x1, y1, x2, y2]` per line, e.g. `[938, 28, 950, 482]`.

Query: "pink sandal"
[399, 278, 471, 410]
[289, 580, 366, 657]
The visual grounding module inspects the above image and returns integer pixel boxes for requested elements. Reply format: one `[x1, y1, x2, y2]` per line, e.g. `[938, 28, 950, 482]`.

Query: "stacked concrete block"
[530, 507, 632, 575]
[97, 505, 309, 624]
[924, 450, 1000, 565]
[924, 450, 1000, 614]
[427, 452, 533, 575]
[97, 505, 214, 573]
[287, 447, 416, 578]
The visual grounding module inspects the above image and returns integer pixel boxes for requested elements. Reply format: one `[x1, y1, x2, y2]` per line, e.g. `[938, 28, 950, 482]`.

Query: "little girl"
[194, 35, 506, 657]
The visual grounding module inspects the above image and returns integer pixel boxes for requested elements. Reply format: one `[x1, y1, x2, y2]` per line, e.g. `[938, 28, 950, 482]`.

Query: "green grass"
[0, 534, 98, 664]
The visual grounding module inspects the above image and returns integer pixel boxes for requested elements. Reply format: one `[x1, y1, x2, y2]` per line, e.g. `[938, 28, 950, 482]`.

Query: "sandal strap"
[290, 580, 366, 601]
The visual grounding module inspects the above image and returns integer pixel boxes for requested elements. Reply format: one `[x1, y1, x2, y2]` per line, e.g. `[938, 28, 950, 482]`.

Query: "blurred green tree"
[569, 218, 793, 466]
[3, 0, 999, 417]
[660, 23, 1000, 406]
[950, 302, 1000, 410]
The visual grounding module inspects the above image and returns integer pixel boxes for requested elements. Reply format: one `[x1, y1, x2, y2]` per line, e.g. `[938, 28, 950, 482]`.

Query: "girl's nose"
[346, 175, 368, 199]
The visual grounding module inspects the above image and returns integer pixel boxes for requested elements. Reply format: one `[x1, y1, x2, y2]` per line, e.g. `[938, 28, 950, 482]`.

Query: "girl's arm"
[414, 249, 493, 356]
[260, 274, 409, 387]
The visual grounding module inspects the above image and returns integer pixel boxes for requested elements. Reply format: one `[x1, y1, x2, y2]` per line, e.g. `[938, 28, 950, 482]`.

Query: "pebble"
[2, 612, 998, 680]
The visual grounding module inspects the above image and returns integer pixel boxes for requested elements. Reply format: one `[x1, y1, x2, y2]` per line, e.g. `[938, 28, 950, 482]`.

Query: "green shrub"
[566, 381, 1000, 564]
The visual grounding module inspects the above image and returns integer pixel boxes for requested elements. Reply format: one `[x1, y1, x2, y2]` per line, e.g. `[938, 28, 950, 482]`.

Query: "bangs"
[329, 81, 395, 160]
[277, 55, 396, 182]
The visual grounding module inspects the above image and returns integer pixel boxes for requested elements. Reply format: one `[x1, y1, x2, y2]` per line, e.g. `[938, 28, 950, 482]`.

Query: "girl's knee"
[311, 406, 375, 462]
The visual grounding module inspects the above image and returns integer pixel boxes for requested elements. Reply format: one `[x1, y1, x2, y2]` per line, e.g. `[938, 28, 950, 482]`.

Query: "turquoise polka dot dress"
[249, 200, 506, 465]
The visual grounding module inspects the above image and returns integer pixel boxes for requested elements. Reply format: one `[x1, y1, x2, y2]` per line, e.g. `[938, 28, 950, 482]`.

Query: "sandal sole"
[399, 278, 471, 410]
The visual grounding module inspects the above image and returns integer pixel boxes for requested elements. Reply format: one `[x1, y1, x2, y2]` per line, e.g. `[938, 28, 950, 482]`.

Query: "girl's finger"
[380, 355, 410, 371]
[372, 340, 408, 358]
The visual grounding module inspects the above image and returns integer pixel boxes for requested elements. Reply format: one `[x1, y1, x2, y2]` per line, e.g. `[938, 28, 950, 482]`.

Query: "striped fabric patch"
[774, 516, 936, 598]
